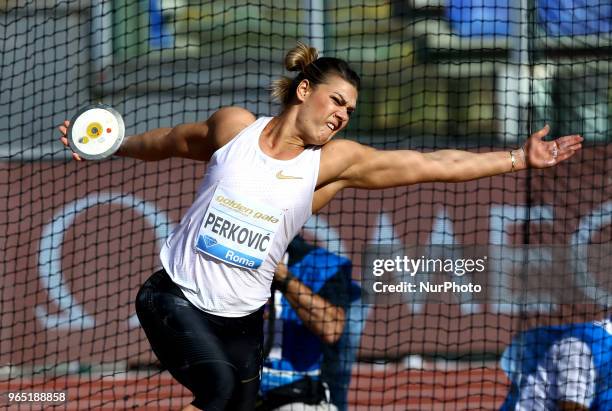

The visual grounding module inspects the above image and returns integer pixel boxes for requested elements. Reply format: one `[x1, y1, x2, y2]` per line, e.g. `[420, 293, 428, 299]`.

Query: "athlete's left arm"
[337, 125, 582, 189]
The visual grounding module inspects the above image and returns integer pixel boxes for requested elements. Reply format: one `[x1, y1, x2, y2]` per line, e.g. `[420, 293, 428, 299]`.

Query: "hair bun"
[271, 42, 358, 107]
[284, 42, 318, 72]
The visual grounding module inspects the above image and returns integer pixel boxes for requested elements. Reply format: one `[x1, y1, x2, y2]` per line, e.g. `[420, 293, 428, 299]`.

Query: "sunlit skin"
[273, 262, 345, 345]
[58, 76, 357, 161]
[58, 70, 583, 411]
[291, 76, 356, 145]
[257, 75, 357, 158]
[59, 75, 583, 214]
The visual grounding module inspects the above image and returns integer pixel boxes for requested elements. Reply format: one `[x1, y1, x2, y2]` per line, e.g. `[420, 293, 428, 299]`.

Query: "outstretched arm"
[331, 125, 582, 189]
[59, 106, 255, 162]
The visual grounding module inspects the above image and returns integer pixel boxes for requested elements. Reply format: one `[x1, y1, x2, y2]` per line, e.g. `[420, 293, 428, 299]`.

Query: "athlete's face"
[296, 75, 357, 145]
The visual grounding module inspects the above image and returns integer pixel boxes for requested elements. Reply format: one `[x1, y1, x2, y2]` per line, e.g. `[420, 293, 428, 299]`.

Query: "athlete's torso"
[160, 117, 321, 316]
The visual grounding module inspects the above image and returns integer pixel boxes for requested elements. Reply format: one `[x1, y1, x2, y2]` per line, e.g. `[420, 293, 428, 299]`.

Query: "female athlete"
[59, 43, 582, 411]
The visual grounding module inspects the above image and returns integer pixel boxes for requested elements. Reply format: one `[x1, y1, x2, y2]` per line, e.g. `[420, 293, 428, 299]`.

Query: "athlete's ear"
[295, 79, 312, 103]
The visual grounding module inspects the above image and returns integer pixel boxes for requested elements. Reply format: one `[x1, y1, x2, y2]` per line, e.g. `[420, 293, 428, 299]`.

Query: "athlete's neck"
[259, 111, 308, 160]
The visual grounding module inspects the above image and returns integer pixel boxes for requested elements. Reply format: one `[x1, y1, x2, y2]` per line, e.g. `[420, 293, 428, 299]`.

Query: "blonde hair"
[271, 42, 360, 107]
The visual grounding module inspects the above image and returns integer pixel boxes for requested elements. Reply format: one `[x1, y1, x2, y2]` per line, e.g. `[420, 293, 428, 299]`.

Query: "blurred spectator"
[501, 317, 612, 410]
[537, 0, 612, 36]
[532, 63, 609, 144]
[446, 0, 512, 37]
[446, 0, 610, 143]
[447, 0, 612, 37]
[536, 0, 611, 143]
[256, 236, 353, 411]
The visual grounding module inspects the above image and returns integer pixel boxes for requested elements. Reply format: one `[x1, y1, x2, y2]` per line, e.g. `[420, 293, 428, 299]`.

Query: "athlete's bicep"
[315, 141, 440, 209]
[173, 107, 255, 161]
[340, 146, 441, 189]
[167, 122, 214, 160]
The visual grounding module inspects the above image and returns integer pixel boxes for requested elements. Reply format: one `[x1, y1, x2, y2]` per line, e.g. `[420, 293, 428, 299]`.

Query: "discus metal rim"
[67, 103, 125, 160]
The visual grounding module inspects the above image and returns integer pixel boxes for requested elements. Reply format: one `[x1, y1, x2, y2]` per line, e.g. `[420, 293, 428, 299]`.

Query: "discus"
[67, 103, 125, 160]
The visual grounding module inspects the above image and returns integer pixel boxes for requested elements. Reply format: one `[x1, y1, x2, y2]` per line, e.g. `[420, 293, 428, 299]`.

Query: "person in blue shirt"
[501, 318, 612, 410]
[257, 236, 353, 411]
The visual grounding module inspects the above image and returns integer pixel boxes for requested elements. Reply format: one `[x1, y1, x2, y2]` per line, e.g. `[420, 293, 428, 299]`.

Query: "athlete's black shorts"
[135, 269, 264, 411]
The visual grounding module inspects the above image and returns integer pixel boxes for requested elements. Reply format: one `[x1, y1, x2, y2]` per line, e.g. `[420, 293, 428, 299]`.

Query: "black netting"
[1, 0, 610, 409]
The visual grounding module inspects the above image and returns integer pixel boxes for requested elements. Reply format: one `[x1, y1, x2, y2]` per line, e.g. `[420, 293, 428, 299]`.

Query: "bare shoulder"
[321, 139, 372, 162]
[318, 139, 375, 184]
[312, 140, 375, 212]
[208, 106, 256, 146]
[209, 106, 256, 125]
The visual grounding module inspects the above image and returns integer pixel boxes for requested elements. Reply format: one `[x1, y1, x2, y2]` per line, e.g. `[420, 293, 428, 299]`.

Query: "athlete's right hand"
[58, 120, 83, 161]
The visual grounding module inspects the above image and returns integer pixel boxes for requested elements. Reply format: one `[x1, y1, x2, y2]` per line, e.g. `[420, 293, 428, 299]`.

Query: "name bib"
[195, 186, 283, 269]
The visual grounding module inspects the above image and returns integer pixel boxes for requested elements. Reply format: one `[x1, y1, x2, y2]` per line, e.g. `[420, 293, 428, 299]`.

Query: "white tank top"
[160, 117, 321, 317]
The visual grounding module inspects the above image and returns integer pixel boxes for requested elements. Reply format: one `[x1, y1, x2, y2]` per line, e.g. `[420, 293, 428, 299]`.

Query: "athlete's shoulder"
[208, 106, 256, 132]
[207, 106, 257, 147]
[318, 139, 375, 184]
[322, 138, 370, 154]
[321, 139, 374, 165]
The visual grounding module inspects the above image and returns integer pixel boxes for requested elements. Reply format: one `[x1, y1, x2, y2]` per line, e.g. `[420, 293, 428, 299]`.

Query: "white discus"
[67, 103, 125, 160]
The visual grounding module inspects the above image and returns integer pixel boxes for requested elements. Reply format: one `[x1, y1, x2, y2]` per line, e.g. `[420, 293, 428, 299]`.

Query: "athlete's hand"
[523, 125, 583, 169]
[58, 120, 83, 161]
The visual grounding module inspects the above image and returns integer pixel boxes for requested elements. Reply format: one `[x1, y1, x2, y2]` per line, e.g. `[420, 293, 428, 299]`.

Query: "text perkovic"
[203, 211, 270, 252]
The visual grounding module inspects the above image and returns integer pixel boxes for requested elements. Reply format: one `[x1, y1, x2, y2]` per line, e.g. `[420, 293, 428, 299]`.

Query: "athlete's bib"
[195, 185, 284, 269]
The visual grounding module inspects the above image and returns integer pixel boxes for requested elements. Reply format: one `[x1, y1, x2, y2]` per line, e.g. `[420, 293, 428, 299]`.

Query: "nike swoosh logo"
[276, 170, 303, 180]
